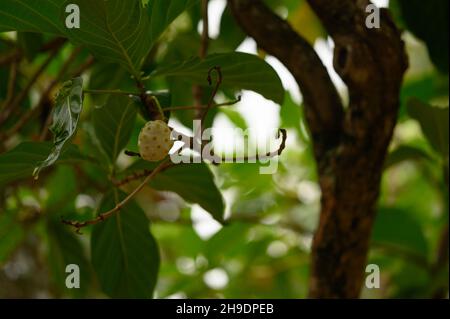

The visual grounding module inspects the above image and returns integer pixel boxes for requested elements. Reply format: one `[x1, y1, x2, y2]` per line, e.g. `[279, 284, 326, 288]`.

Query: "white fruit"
[138, 120, 174, 162]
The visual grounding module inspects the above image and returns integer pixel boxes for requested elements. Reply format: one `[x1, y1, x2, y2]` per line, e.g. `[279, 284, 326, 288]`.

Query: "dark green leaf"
[127, 161, 225, 223]
[146, 0, 200, 47]
[34, 77, 84, 178]
[221, 108, 248, 131]
[0, 0, 66, 34]
[398, 0, 449, 73]
[0, 142, 85, 187]
[47, 218, 91, 297]
[63, 0, 151, 77]
[91, 191, 160, 298]
[151, 52, 285, 104]
[384, 145, 434, 170]
[407, 98, 449, 157]
[0, 0, 200, 78]
[88, 62, 136, 107]
[93, 95, 137, 164]
[372, 207, 428, 257]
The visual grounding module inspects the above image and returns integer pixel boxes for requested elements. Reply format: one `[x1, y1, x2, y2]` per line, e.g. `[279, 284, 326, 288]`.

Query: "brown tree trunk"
[228, 0, 408, 298]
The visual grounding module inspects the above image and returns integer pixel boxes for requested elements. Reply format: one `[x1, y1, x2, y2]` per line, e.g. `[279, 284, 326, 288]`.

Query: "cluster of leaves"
[0, 0, 448, 299]
[0, 0, 285, 298]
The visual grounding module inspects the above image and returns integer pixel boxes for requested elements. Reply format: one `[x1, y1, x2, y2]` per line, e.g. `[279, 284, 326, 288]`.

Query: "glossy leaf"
[93, 95, 137, 164]
[91, 191, 160, 298]
[151, 52, 285, 105]
[34, 77, 84, 178]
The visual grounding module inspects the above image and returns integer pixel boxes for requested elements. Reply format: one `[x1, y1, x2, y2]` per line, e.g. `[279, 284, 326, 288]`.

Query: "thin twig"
[200, 66, 223, 124]
[0, 60, 18, 110]
[165, 96, 241, 112]
[3, 47, 80, 139]
[113, 160, 175, 187]
[62, 159, 170, 233]
[0, 37, 66, 67]
[83, 89, 140, 96]
[72, 55, 95, 77]
[199, 0, 210, 59]
[0, 47, 61, 125]
[212, 128, 287, 164]
[194, 0, 210, 118]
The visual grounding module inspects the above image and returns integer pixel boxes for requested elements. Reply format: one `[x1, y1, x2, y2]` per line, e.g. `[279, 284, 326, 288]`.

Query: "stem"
[0, 46, 61, 126]
[200, 66, 223, 124]
[163, 96, 241, 112]
[194, 0, 210, 118]
[3, 46, 79, 139]
[83, 89, 140, 96]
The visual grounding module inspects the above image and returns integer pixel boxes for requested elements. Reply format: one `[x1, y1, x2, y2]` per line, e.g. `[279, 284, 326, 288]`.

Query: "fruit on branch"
[138, 120, 174, 162]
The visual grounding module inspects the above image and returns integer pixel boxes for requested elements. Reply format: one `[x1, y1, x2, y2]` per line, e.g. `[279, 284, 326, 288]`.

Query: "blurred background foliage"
[0, 0, 448, 298]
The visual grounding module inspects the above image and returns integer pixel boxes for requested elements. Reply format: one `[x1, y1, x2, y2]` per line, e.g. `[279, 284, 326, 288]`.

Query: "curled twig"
[219, 128, 287, 163]
[200, 66, 223, 124]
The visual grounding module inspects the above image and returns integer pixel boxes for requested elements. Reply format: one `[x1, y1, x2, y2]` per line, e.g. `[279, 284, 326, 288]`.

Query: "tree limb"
[228, 0, 344, 157]
[228, 0, 407, 298]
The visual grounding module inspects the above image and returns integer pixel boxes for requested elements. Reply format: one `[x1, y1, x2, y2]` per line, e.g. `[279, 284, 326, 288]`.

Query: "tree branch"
[228, 0, 408, 298]
[62, 159, 170, 233]
[228, 0, 344, 157]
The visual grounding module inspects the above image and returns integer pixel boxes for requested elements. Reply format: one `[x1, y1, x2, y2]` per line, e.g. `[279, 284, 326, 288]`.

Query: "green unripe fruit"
[138, 120, 174, 162]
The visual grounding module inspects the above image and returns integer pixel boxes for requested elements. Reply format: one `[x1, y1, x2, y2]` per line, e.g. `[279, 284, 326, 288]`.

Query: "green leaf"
[146, 0, 200, 47]
[63, 0, 151, 77]
[33, 77, 84, 178]
[407, 98, 449, 157]
[151, 52, 285, 105]
[93, 95, 137, 164]
[205, 223, 250, 262]
[0, 1, 199, 78]
[127, 161, 225, 223]
[0, 142, 85, 187]
[0, 0, 66, 34]
[398, 0, 449, 73]
[88, 62, 136, 107]
[91, 191, 160, 298]
[372, 207, 428, 257]
[221, 108, 248, 131]
[280, 92, 304, 138]
[384, 145, 434, 170]
[47, 218, 91, 297]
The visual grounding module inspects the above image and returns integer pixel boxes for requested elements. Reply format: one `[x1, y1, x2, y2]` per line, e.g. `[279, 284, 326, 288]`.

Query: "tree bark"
[228, 0, 407, 298]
